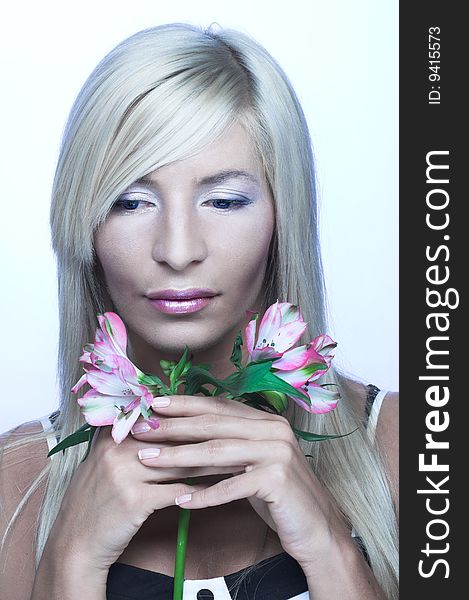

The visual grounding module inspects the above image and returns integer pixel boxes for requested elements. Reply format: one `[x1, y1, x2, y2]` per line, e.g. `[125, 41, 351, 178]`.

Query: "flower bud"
[260, 390, 288, 413]
[160, 359, 177, 377]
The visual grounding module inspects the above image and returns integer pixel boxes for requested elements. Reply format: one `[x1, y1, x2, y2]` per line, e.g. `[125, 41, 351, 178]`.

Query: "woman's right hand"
[48, 421, 244, 574]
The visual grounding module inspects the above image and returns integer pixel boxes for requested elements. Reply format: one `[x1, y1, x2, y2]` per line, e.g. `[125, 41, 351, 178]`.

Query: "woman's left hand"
[130, 393, 351, 570]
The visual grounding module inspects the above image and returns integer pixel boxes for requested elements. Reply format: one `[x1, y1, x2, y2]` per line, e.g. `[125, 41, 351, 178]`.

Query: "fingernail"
[131, 422, 151, 434]
[138, 448, 161, 459]
[175, 493, 192, 505]
[152, 396, 171, 408]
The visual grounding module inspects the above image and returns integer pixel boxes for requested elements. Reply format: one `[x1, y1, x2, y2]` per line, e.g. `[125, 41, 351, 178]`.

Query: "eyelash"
[112, 196, 252, 213]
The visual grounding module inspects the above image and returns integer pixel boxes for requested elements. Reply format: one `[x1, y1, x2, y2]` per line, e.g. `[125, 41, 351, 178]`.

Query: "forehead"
[140, 121, 264, 187]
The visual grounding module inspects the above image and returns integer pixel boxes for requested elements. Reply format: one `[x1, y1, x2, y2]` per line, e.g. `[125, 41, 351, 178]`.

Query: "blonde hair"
[1, 23, 398, 598]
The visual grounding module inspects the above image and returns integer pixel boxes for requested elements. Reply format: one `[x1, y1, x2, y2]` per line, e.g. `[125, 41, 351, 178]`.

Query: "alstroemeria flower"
[245, 301, 339, 414]
[272, 334, 339, 414]
[245, 300, 308, 363]
[78, 312, 130, 373]
[72, 313, 160, 443]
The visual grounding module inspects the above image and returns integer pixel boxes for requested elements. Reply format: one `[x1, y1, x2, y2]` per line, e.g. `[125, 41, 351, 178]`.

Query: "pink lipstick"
[146, 288, 217, 314]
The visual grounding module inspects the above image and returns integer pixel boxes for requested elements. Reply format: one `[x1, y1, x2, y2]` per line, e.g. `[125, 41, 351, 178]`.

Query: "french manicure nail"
[175, 493, 192, 505]
[131, 422, 151, 434]
[138, 448, 161, 459]
[152, 396, 171, 408]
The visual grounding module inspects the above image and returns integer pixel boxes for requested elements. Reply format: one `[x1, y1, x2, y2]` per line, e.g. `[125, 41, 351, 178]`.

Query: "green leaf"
[47, 422, 92, 458]
[194, 363, 212, 371]
[80, 426, 98, 462]
[104, 316, 113, 338]
[184, 366, 225, 395]
[196, 386, 215, 396]
[291, 426, 358, 442]
[220, 362, 311, 404]
[138, 373, 170, 395]
[229, 330, 244, 369]
[138, 372, 166, 387]
[236, 392, 282, 414]
[170, 346, 191, 392]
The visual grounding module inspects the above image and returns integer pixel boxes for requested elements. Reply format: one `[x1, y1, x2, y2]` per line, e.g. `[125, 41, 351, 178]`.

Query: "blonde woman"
[0, 23, 398, 600]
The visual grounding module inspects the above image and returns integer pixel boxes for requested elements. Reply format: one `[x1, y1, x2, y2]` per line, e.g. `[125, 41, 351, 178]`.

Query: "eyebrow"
[136, 169, 260, 187]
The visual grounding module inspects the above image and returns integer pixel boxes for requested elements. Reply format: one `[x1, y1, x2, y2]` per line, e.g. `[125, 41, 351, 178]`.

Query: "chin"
[146, 326, 228, 355]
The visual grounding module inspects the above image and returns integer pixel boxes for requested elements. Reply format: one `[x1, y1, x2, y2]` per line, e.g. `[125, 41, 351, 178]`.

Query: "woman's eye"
[111, 194, 252, 213]
[209, 198, 251, 211]
[112, 195, 155, 213]
[117, 199, 141, 210]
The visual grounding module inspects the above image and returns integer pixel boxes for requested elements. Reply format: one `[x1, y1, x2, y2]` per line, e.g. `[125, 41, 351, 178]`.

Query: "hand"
[50, 419, 246, 572]
[131, 394, 353, 570]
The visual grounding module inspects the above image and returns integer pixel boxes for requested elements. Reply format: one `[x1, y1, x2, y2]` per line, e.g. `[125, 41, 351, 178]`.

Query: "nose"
[151, 199, 208, 271]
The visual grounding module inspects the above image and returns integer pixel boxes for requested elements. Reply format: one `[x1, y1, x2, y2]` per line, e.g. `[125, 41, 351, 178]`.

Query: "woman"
[0, 22, 398, 599]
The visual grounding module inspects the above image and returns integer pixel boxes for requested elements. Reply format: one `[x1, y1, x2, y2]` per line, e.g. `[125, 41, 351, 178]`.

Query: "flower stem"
[173, 478, 195, 600]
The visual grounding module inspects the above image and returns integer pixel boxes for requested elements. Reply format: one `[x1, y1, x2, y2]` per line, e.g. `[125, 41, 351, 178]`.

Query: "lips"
[146, 288, 218, 315]
[146, 288, 217, 301]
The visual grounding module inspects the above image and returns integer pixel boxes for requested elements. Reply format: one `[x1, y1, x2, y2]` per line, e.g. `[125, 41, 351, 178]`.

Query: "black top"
[106, 551, 309, 600]
[47, 386, 382, 600]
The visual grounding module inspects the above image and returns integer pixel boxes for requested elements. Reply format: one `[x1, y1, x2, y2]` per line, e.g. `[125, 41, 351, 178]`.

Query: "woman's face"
[94, 121, 275, 376]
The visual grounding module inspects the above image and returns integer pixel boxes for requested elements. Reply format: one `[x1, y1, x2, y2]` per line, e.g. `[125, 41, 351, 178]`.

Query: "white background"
[0, 0, 398, 432]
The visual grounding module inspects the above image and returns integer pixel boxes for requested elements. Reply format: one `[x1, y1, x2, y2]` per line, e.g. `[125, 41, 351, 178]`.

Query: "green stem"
[173, 477, 195, 600]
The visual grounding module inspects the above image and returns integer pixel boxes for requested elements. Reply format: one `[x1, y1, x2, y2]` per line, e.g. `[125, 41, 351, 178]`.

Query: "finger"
[148, 394, 282, 421]
[138, 463, 248, 483]
[172, 469, 262, 508]
[132, 412, 292, 444]
[137, 438, 293, 470]
[142, 480, 212, 511]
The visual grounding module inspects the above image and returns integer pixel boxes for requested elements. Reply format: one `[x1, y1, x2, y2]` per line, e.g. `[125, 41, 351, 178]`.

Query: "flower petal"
[249, 345, 285, 362]
[277, 302, 303, 325]
[244, 314, 258, 357]
[255, 300, 282, 350]
[77, 390, 118, 425]
[112, 406, 141, 444]
[275, 359, 330, 388]
[97, 312, 128, 357]
[272, 343, 326, 371]
[104, 312, 128, 353]
[303, 383, 340, 414]
[85, 367, 134, 396]
[71, 373, 88, 394]
[311, 334, 337, 366]
[267, 320, 308, 354]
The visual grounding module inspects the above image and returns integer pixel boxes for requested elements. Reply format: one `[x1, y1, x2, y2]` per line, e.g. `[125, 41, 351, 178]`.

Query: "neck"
[126, 326, 252, 385]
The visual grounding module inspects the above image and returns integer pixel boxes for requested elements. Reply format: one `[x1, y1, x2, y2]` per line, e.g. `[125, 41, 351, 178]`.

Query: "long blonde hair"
[1, 23, 398, 598]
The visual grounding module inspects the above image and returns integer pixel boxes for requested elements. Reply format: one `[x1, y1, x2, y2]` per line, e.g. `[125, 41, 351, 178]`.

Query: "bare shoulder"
[0, 420, 51, 497]
[0, 420, 51, 600]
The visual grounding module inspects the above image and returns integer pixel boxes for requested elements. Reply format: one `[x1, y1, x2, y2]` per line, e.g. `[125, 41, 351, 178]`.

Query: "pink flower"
[274, 334, 339, 414]
[72, 312, 160, 443]
[245, 300, 308, 362]
[245, 301, 339, 414]
[77, 312, 129, 373]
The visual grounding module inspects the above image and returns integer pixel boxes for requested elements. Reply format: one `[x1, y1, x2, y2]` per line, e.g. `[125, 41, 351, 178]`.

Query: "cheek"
[94, 226, 144, 293]
[214, 208, 274, 280]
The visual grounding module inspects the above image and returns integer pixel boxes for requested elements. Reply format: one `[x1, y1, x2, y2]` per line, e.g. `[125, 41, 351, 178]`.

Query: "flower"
[245, 301, 339, 414]
[76, 312, 129, 373]
[49, 302, 344, 600]
[245, 301, 308, 362]
[72, 313, 160, 443]
[273, 334, 340, 413]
